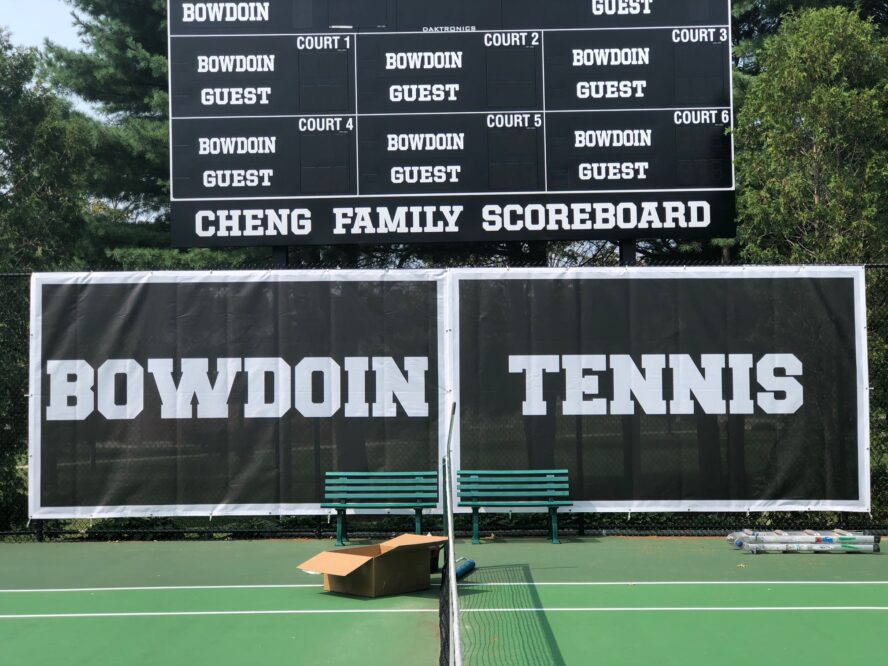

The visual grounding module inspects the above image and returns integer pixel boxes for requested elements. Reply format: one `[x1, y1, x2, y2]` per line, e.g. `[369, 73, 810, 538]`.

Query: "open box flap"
[378, 534, 448, 554]
[298, 551, 374, 577]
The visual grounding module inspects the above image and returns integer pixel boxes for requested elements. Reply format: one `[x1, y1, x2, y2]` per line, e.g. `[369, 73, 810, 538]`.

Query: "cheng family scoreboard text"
[168, 0, 735, 246]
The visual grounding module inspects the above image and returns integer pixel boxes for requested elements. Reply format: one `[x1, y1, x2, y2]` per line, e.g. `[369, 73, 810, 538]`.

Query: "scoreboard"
[168, 0, 735, 247]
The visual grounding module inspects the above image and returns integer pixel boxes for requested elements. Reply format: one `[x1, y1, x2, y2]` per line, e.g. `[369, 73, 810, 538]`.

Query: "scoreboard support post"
[619, 240, 637, 267]
[272, 246, 288, 269]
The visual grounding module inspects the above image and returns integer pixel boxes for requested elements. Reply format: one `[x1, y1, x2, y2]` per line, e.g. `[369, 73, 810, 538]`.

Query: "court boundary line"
[0, 609, 437, 620]
[0, 584, 323, 594]
[460, 580, 888, 587]
[464, 606, 888, 613]
[3, 580, 887, 594]
[3, 606, 888, 621]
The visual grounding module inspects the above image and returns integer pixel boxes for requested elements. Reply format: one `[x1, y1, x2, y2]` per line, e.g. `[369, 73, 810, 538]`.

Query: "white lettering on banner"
[387, 134, 465, 152]
[389, 84, 460, 103]
[579, 162, 649, 181]
[672, 28, 723, 43]
[46, 360, 94, 421]
[590, 0, 654, 15]
[674, 110, 724, 125]
[198, 137, 276, 155]
[182, 2, 270, 22]
[385, 52, 463, 70]
[508, 354, 805, 416]
[203, 169, 273, 188]
[333, 206, 462, 235]
[487, 113, 540, 128]
[293, 358, 341, 418]
[577, 80, 647, 99]
[45, 357, 430, 420]
[200, 87, 271, 106]
[296, 36, 341, 50]
[484, 32, 533, 47]
[391, 166, 461, 184]
[481, 202, 710, 232]
[195, 209, 312, 237]
[243, 358, 291, 418]
[298, 117, 348, 132]
[97, 360, 145, 420]
[422, 26, 476, 33]
[572, 48, 650, 66]
[197, 54, 275, 73]
[575, 130, 652, 148]
[508, 356, 561, 416]
[148, 358, 243, 419]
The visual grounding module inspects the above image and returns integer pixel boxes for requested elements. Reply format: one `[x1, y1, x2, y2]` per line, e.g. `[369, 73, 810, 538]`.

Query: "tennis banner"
[29, 268, 869, 518]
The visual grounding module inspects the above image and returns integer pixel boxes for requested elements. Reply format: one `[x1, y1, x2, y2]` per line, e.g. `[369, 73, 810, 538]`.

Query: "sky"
[1, 0, 83, 49]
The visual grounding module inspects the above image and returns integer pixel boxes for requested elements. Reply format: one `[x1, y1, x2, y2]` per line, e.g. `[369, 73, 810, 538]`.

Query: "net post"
[442, 457, 449, 538]
[442, 403, 462, 666]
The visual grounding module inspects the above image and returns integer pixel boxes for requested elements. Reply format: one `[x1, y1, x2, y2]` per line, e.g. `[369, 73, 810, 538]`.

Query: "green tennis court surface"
[1, 538, 884, 665]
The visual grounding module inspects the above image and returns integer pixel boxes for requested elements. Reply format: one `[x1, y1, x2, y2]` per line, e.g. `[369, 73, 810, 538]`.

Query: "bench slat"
[326, 471, 436, 478]
[459, 501, 573, 507]
[324, 477, 437, 485]
[458, 483, 568, 491]
[460, 490, 570, 498]
[458, 470, 567, 476]
[321, 502, 438, 509]
[327, 485, 437, 493]
[325, 492, 437, 500]
[458, 477, 568, 483]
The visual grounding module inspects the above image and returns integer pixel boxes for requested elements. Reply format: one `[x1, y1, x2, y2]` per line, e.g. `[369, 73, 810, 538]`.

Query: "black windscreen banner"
[30, 269, 868, 517]
[33, 275, 441, 515]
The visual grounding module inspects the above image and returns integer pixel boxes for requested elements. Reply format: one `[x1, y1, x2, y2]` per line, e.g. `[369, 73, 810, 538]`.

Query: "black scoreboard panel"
[169, 0, 735, 246]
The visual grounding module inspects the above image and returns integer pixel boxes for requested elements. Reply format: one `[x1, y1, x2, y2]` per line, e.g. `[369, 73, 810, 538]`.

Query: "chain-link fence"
[2, 266, 886, 541]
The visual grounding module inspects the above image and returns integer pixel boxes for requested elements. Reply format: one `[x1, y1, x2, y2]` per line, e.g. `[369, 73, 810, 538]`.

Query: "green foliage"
[735, 7, 888, 264]
[0, 31, 102, 272]
[44, 0, 168, 214]
[0, 275, 28, 532]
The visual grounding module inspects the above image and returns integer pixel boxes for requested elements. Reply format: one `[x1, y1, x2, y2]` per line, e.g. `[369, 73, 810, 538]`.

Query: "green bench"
[457, 469, 572, 545]
[322, 471, 438, 546]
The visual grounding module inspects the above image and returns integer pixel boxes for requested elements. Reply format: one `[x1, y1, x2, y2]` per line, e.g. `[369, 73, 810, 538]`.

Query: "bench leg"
[335, 510, 347, 547]
[415, 508, 423, 535]
[550, 508, 560, 545]
[472, 508, 480, 545]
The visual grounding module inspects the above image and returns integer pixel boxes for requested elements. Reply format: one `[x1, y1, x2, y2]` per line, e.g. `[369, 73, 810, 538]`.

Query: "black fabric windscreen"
[32, 274, 440, 516]
[30, 268, 868, 517]
[456, 272, 867, 512]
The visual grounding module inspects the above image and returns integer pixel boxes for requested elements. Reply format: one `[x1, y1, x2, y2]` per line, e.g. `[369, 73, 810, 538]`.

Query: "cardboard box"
[298, 534, 448, 598]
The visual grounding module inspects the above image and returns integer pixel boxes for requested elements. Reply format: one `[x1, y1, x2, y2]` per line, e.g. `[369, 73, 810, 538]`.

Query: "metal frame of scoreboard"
[167, 0, 736, 247]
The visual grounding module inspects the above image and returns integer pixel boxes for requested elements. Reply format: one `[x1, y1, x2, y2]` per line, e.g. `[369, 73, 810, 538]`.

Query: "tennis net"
[439, 404, 463, 666]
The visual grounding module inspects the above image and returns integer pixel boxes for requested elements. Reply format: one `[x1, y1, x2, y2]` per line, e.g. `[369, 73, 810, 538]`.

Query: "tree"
[45, 0, 169, 216]
[0, 30, 100, 271]
[734, 7, 888, 264]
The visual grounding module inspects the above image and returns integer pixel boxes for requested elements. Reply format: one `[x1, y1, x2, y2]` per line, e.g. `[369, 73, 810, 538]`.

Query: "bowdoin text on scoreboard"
[168, 0, 735, 246]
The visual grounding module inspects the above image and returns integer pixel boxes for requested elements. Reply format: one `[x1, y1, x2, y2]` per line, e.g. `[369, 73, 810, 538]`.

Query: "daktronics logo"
[44, 357, 429, 421]
[509, 353, 804, 416]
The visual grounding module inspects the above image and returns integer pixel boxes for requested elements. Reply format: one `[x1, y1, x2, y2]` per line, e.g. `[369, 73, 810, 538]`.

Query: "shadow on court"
[461, 564, 566, 666]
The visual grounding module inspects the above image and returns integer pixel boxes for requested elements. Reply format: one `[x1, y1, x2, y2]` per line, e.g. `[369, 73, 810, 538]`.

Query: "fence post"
[35, 520, 44, 543]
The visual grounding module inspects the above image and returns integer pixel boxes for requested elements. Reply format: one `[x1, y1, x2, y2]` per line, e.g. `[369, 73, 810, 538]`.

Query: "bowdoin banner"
[29, 268, 869, 518]
[29, 272, 446, 518]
